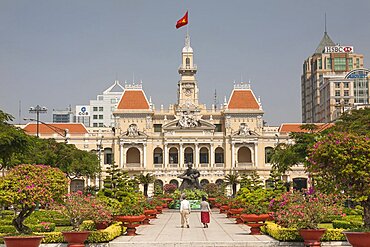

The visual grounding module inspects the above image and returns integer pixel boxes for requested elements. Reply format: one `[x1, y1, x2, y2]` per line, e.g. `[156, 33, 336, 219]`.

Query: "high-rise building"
[301, 31, 365, 123]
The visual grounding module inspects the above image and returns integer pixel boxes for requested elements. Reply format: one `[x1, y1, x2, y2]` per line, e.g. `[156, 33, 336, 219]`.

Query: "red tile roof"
[279, 123, 334, 133]
[23, 123, 88, 135]
[117, 90, 150, 110]
[228, 90, 260, 109]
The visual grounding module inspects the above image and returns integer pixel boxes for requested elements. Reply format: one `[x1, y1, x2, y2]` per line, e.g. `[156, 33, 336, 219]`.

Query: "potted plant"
[228, 199, 245, 224]
[307, 132, 370, 246]
[270, 189, 342, 246]
[89, 198, 113, 230]
[0, 164, 68, 247]
[114, 195, 145, 236]
[53, 191, 96, 246]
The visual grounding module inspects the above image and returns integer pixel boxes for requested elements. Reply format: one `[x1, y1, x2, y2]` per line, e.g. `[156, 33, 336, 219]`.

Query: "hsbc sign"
[324, 46, 353, 53]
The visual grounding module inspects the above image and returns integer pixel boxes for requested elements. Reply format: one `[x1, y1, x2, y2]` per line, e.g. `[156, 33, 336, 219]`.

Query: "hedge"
[262, 222, 346, 241]
[33, 222, 124, 243]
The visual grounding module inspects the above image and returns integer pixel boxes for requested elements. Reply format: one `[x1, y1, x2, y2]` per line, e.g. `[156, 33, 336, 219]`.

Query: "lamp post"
[28, 105, 47, 137]
[96, 136, 104, 189]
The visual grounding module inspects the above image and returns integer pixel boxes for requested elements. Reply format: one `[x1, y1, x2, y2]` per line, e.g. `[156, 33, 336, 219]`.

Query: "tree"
[15, 138, 99, 179]
[225, 172, 240, 197]
[0, 164, 68, 234]
[329, 108, 370, 136]
[136, 173, 155, 197]
[101, 163, 139, 201]
[270, 124, 319, 174]
[239, 170, 263, 190]
[0, 110, 31, 171]
[307, 132, 370, 228]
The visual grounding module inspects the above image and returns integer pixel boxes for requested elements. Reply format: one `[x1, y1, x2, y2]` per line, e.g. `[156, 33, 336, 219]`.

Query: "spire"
[314, 32, 335, 54]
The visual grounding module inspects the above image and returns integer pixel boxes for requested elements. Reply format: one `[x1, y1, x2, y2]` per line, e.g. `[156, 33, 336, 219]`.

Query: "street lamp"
[28, 105, 47, 137]
[96, 136, 104, 189]
[24, 118, 69, 143]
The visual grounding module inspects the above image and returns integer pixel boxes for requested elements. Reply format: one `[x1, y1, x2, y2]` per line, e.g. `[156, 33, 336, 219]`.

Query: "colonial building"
[112, 35, 307, 193]
[22, 35, 318, 195]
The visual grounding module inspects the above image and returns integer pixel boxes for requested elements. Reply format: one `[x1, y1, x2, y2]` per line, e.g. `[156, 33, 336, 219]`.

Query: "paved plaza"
[0, 209, 351, 247]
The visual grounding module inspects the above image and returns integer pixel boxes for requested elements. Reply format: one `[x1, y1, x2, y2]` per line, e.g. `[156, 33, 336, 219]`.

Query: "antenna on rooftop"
[214, 89, 218, 110]
[324, 13, 327, 33]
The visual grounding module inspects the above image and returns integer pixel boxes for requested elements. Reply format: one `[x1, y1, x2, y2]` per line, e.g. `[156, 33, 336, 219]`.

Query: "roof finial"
[324, 12, 327, 33]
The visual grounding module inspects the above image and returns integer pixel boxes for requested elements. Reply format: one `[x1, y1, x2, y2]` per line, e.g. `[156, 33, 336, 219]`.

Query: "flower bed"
[261, 222, 346, 241]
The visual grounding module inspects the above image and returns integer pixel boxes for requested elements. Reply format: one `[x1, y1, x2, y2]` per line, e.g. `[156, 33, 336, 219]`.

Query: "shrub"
[31, 222, 56, 232]
[163, 184, 177, 194]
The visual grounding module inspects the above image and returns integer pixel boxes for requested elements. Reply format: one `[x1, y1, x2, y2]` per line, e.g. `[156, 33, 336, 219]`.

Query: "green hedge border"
[261, 222, 346, 241]
[0, 222, 124, 244]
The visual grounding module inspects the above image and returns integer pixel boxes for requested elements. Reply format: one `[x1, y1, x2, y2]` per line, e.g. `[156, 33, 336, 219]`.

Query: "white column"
[164, 144, 167, 168]
[254, 143, 258, 167]
[231, 143, 235, 169]
[210, 144, 214, 168]
[195, 143, 199, 167]
[143, 143, 147, 168]
[179, 143, 183, 168]
[120, 143, 124, 168]
[122, 147, 126, 168]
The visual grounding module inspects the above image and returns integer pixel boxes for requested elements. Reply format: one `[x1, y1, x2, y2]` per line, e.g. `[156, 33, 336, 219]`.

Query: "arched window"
[199, 147, 209, 164]
[104, 148, 112, 164]
[126, 147, 140, 163]
[215, 147, 224, 164]
[169, 147, 178, 164]
[184, 147, 193, 164]
[186, 57, 190, 68]
[215, 179, 224, 186]
[153, 147, 163, 164]
[265, 147, 274, 164]
[169, 179, 179, 188]
[200, 179, 209, 187]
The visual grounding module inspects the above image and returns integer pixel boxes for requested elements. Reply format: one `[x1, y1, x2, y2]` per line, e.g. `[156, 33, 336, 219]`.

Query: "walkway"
[111, 209, 276, 247]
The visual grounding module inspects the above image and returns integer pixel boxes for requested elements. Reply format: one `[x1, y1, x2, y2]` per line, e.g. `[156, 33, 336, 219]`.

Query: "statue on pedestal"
[178, 163, 201, 190]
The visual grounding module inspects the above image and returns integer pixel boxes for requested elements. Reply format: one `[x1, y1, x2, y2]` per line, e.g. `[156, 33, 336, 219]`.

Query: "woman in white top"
[200, 196, 211, 228]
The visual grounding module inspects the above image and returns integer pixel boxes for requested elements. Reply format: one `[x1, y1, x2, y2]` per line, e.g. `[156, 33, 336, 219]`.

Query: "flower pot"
[229, 208, 244, 223]
[114, 215, 146, 236]
[95, 221, 109, 230]
[143, 209, 157, 224]
[3, 235, 44, 247]
[208, 198, 216, 207]
[343, 231, 370, 247]
[240, 214, 269, 223]
[246, 222, 264, 235]
[299, 229, 326, 247]
[220, 205, 229, 214]
[155, 205, 163, 214]
[62, 231, 90, 247]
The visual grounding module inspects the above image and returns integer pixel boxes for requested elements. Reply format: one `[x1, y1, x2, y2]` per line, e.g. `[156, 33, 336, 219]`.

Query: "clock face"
[185, 89, 192, 96]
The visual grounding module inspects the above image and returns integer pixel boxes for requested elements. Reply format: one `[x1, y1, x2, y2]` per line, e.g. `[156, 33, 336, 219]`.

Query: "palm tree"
[137, 173, 156, 197]
[225, 172, 240, 197]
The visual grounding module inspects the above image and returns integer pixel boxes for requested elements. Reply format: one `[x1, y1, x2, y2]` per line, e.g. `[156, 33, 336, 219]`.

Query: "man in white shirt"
[180, 195, 191, 228]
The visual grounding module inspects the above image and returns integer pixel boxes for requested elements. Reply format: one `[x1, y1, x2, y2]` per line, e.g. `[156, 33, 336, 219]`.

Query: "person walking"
[200, 196, 211, 228]
[180, 195, 191, 228]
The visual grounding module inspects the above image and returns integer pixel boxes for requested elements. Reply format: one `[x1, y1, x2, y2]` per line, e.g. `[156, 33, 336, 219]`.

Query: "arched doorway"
[126, 147, 140, 165]
[153, 147, 163, 165]
[199, 147, 209, 165]
[169, 147, 178, 166]
[293, 177, 307, 191]
[154, 179, 164, 194]
[184, 147, 193, 164]
[237, 147, 252, 165]
[215, 147, 224, 166]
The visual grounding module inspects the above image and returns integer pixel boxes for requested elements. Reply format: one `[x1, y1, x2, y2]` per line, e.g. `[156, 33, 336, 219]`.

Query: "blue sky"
[1, 0, 370, 125]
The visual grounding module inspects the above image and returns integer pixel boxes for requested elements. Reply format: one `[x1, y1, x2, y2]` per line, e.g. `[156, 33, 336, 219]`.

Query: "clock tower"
[177, 34, 199, 108]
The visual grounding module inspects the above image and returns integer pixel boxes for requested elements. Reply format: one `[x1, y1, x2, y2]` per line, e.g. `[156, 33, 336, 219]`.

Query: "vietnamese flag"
[176, 11, 188, 29]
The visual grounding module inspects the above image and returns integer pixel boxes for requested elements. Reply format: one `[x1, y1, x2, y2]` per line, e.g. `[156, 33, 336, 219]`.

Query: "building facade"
[111, 35, 307, 193]
[301, 31, 365, 123]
